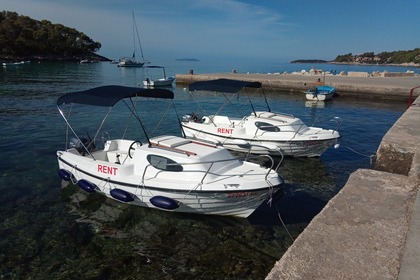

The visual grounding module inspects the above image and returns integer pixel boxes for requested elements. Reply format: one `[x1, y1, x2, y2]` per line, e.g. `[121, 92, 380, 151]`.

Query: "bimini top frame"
[188, 78, 270, 117]
[57, 85, 173, 107]
[57, 85, 175, 158]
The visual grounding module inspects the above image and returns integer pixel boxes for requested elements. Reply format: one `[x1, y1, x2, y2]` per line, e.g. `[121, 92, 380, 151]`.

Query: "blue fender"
[150, 195, 179, 210]
[110, 188, 135, 202]
[58, 169, 73, 181]
[78, 179, 96, 193]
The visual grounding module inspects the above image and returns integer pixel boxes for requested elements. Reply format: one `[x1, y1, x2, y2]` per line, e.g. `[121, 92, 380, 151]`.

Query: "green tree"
[0, 10, 102, 58]
[334, 53, 353, 62]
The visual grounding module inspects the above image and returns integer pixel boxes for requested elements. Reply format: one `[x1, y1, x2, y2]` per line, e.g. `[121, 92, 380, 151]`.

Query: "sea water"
[0, 61, 408, 279]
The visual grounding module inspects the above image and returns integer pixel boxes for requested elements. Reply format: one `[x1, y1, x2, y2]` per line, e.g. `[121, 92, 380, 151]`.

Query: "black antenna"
[123, 98, 151, 145]
[248, 95, 257, 116]
[171, 100, 187, 138]
[261, 88, 271, 112]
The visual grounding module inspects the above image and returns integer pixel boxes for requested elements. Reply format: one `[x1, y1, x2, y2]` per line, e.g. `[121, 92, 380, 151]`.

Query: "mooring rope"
[345, 146, 376, 165]
[276, 205, 295, 242]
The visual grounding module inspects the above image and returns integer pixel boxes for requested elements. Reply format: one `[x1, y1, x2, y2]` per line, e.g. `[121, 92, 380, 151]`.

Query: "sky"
[1, 0, 419, 63]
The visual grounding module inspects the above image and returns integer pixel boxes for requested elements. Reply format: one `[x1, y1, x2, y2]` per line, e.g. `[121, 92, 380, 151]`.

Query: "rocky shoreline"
[0, 52, 111, 63]
[328, 61, 420, 68]
[291, 60, 420, 68]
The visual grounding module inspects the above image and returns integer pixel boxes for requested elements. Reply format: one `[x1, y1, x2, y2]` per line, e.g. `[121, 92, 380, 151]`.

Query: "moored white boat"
[56, 85, 284, 218]
[182, 79, 341, 157]
[305, 85, 336, 101]
[143, 66, 175, 87]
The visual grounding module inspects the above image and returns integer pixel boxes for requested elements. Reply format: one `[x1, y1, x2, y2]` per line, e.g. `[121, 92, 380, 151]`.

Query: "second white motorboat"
[181, 79, 341, 157]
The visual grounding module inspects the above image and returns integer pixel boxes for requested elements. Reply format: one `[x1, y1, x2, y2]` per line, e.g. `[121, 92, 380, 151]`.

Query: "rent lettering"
[98, 164, 118, 175]
[217, 128, 233, 134]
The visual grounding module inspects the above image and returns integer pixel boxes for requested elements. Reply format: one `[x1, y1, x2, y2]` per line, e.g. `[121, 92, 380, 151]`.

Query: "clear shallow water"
[0, 62, 406, 279]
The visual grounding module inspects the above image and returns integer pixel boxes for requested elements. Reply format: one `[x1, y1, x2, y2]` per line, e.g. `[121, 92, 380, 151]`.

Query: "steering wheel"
[128, 141, 142, 158]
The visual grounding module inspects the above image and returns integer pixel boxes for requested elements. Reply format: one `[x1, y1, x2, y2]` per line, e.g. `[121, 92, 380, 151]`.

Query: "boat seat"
[152, 135, 191, 148]
[212, 115, 231, 125]
[255, 112, 276, 118]
[150, 136, 197, 156]
[106, 151, 129, 164]
[91, 150, 107, 161]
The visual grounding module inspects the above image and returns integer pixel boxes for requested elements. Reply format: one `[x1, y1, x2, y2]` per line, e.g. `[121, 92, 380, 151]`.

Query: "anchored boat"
[56, 85, 283, 218]
[182, 79, 341, 157]
[118, 11, 146, 68]
[143, 66, 175, 87]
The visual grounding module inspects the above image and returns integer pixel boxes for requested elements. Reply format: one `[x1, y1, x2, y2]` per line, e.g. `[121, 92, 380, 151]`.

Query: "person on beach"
[316, 78, 323, 85]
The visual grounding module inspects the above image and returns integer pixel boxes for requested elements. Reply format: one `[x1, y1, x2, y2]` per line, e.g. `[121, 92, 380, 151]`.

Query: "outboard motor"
[182, 113, 202, 123]
[69, 137, 96, 154]
[182, 114, 192, 122]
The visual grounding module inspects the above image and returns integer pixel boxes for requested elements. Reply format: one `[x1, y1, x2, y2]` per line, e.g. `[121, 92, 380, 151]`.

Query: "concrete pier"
[176, 73, 420, 100]
[265, 96, 420, 279]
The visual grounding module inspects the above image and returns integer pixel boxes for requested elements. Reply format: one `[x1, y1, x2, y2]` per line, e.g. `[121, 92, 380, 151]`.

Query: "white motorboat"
[143, 66, 175, 87]
[305, 85, 336, 101]
[56, 85, 284, 218]
[181, 79, 341, 157]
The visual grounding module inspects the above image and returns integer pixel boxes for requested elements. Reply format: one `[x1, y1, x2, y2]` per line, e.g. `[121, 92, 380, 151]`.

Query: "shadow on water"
[33, 182, 298, 280]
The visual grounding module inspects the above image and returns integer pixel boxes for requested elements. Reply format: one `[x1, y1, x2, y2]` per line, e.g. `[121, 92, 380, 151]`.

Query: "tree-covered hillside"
[0, 11, 103, 60]
[334, 49, 420, 65]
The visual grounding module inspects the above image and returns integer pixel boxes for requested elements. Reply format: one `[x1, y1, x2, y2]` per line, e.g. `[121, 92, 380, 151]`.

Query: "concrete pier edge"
[176, 73, 420, 100]
[265, 95, 420, 279]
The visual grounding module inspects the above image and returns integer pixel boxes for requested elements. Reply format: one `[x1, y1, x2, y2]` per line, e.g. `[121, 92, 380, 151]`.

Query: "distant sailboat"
[118, 11, 146, 67]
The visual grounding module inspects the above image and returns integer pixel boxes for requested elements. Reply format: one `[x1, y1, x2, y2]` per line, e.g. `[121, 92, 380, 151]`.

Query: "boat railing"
[140, 155, 278, 186]
[258, 111, 295, 119]
[329, 117, 342, 133]
[291, 123, 307, 139]
[309, 116, 342, 133]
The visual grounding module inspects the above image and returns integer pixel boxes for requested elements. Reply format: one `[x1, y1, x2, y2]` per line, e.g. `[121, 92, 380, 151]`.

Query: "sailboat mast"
[131, 11, 136, 58]
[132, 11, 145, 63]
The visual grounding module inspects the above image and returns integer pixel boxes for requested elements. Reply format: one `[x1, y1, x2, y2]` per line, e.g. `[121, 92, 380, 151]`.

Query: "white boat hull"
[182, 111, 340, 157]
[118, 60, 144, 67]
[143, 77, 175, 87]
[57, 137, 283, 218]
[305, 85, 335, 101]
[305, 92, 334, 101]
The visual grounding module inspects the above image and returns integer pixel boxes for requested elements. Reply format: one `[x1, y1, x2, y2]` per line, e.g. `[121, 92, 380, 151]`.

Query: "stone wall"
[266, 95, 420, 280]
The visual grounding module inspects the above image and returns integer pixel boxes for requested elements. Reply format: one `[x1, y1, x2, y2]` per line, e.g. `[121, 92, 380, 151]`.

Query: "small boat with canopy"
[305, 85, 336, 101]
[182, 79, 341, 157]
[143, 66, 175, 87]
